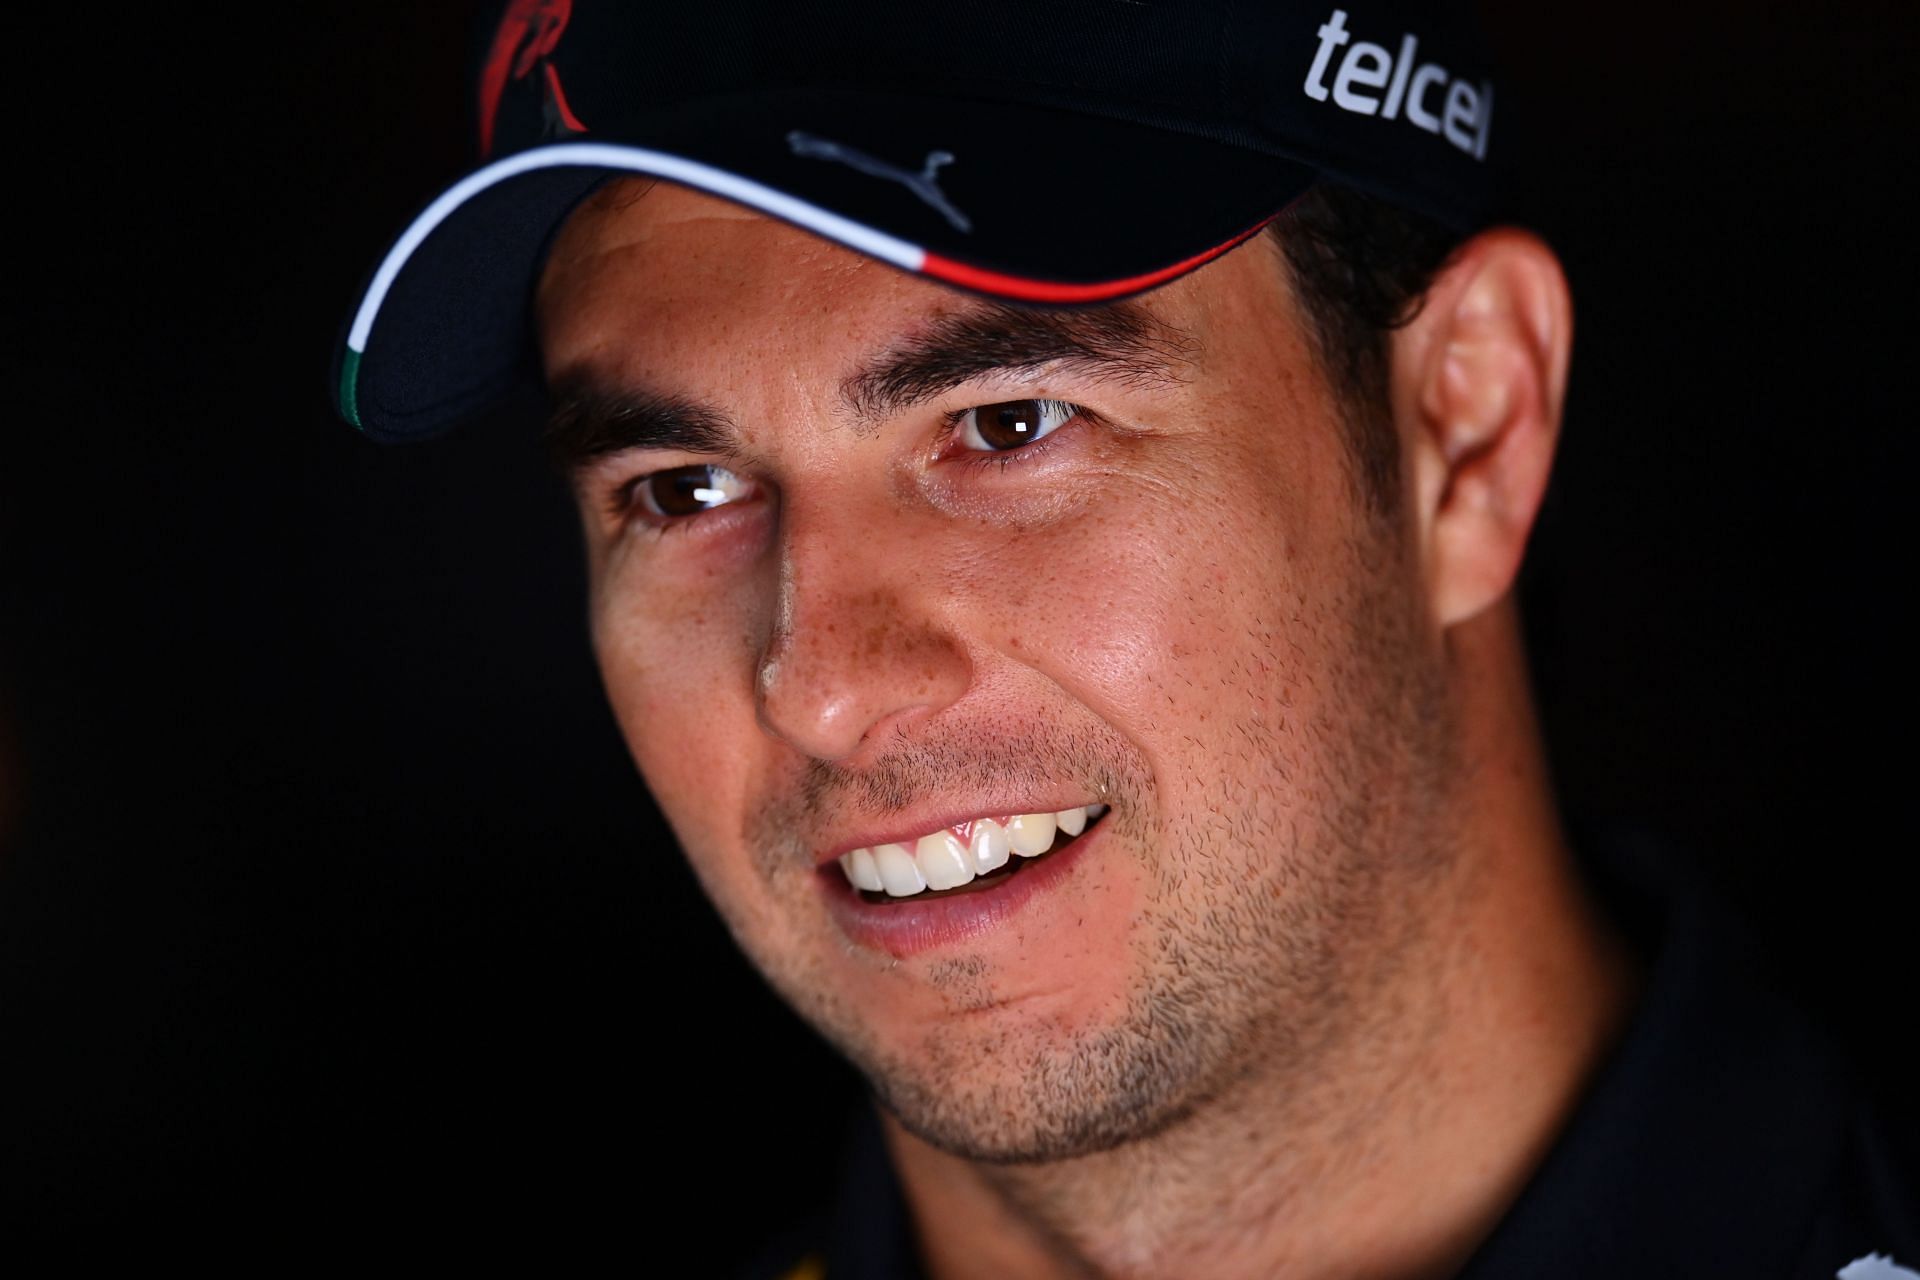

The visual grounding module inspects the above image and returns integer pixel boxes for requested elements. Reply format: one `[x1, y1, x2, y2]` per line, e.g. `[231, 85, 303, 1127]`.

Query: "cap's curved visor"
[335, 85, 1316, 442]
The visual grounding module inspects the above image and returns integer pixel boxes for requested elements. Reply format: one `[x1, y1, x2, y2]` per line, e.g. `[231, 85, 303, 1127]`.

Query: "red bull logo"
[478, 0, 587, 157]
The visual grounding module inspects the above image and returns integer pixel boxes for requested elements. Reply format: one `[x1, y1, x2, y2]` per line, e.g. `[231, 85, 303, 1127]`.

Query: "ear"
[1393, 228, 1573, 629]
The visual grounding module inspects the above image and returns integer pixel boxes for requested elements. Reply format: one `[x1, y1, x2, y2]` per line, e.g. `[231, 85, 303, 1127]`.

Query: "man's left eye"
[953, 399, 1079, 452]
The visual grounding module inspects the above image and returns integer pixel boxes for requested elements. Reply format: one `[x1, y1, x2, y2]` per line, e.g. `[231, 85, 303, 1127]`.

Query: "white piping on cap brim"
[345, 141, 928, 355]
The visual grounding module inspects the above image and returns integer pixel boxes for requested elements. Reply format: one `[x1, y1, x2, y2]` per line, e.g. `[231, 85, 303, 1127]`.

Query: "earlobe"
[1397, 228, 1574, 629]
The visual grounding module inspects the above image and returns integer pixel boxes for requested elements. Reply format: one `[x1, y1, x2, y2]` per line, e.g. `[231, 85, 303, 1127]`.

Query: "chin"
[854, 997, 1226, 1166]
[873, 1070, 1206, 1166]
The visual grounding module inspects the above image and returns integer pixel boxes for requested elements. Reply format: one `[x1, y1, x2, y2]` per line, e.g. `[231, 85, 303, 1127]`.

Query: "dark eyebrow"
[544, 295, 1199, 469]
[839, 297, 1198, 433]
[543, 380, 745, 471]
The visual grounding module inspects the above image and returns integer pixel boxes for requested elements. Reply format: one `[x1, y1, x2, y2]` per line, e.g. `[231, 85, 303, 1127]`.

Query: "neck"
[883, 603, 1642, 1280]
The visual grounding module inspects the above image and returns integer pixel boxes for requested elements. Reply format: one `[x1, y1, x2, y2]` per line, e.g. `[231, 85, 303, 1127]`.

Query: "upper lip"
[815, 795, 1100, 866]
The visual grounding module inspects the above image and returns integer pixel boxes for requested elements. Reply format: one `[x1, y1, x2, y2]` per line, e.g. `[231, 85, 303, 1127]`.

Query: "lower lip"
[819, 819, 1106, 959]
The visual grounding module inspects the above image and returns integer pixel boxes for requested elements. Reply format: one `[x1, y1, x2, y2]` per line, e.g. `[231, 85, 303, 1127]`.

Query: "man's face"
[536, 180, 1456, 1162]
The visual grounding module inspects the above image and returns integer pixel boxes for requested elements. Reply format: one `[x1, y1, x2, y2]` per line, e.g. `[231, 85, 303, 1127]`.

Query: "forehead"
[534, 178, 1300, 397]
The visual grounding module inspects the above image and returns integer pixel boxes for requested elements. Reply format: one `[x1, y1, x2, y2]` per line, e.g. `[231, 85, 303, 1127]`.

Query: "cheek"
[589, 564, 761, 851]
[979, 441, 1316, 741]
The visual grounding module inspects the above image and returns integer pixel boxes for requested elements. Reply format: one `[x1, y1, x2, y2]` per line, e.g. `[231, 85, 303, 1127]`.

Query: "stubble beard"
[725, 538, 1456, 1168]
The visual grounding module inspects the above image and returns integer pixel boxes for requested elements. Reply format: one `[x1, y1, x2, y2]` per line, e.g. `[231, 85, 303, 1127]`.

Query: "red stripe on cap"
[919, 215, 1280, 303]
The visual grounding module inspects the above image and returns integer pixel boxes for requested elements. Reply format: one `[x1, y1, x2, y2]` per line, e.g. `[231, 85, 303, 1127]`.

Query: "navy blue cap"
[335, 1, 1501, 442]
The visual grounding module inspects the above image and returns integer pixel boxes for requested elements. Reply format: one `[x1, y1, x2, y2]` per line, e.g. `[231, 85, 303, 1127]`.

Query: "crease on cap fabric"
[336, 140, 1286, 441]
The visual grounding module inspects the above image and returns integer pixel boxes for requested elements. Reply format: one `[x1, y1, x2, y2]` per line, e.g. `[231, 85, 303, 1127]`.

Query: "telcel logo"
[1303, 9, 1492, 161]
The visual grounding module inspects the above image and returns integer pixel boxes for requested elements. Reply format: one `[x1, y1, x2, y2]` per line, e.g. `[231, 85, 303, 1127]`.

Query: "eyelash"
[608, 398, 1091, 527]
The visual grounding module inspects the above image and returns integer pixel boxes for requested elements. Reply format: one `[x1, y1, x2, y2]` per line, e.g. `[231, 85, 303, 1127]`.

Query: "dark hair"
[1262, 185, 1472, 520]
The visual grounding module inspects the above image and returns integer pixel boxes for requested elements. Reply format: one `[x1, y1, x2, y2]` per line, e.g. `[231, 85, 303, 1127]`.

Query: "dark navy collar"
[1451, 823, 1863, 1279]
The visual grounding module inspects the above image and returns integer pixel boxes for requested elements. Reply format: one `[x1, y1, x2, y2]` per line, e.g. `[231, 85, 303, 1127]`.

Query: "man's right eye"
[622, 463, 758, 522]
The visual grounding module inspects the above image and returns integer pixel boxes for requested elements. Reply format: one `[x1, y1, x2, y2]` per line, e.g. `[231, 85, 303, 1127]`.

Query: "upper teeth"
[839, 805, 1107, 897]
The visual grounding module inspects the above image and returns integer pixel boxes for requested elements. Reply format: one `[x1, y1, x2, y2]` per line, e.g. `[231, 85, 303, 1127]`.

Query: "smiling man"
[536, 170, 1604, 1156]
[534, 177, 1628, 1275]
[333, 2, 1916, 1277]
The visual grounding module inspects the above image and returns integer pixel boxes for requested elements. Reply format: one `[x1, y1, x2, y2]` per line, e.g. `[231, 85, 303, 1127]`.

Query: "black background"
[4, 1, 1914, 1259]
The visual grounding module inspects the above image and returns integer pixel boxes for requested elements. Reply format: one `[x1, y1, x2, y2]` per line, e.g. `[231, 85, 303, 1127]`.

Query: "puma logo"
[786, 131, 973, 234]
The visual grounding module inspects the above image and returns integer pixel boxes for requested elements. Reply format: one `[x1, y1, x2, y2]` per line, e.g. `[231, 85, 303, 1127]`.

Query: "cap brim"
[337, 84, 1316, 441]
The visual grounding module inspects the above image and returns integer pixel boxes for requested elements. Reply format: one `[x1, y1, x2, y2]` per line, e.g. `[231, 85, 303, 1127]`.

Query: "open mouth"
[836, 804, 1108, 905]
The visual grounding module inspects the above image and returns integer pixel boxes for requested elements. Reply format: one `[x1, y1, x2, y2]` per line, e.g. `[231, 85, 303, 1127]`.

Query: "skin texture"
[535, 179, 1636, 1279]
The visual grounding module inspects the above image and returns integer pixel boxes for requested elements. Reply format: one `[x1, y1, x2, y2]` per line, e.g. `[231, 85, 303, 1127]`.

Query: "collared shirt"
[742, 825, 1919, 1279]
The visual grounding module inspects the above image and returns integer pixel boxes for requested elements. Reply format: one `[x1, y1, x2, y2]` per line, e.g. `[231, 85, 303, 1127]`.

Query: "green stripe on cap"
[338, 348, 363, 429]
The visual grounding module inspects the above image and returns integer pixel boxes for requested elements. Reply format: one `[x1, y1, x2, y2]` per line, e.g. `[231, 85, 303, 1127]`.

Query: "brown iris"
[972, 400, 1056, 451]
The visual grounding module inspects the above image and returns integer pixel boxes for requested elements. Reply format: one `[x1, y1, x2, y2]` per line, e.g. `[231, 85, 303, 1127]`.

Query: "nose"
[754, 514, 973, 764]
